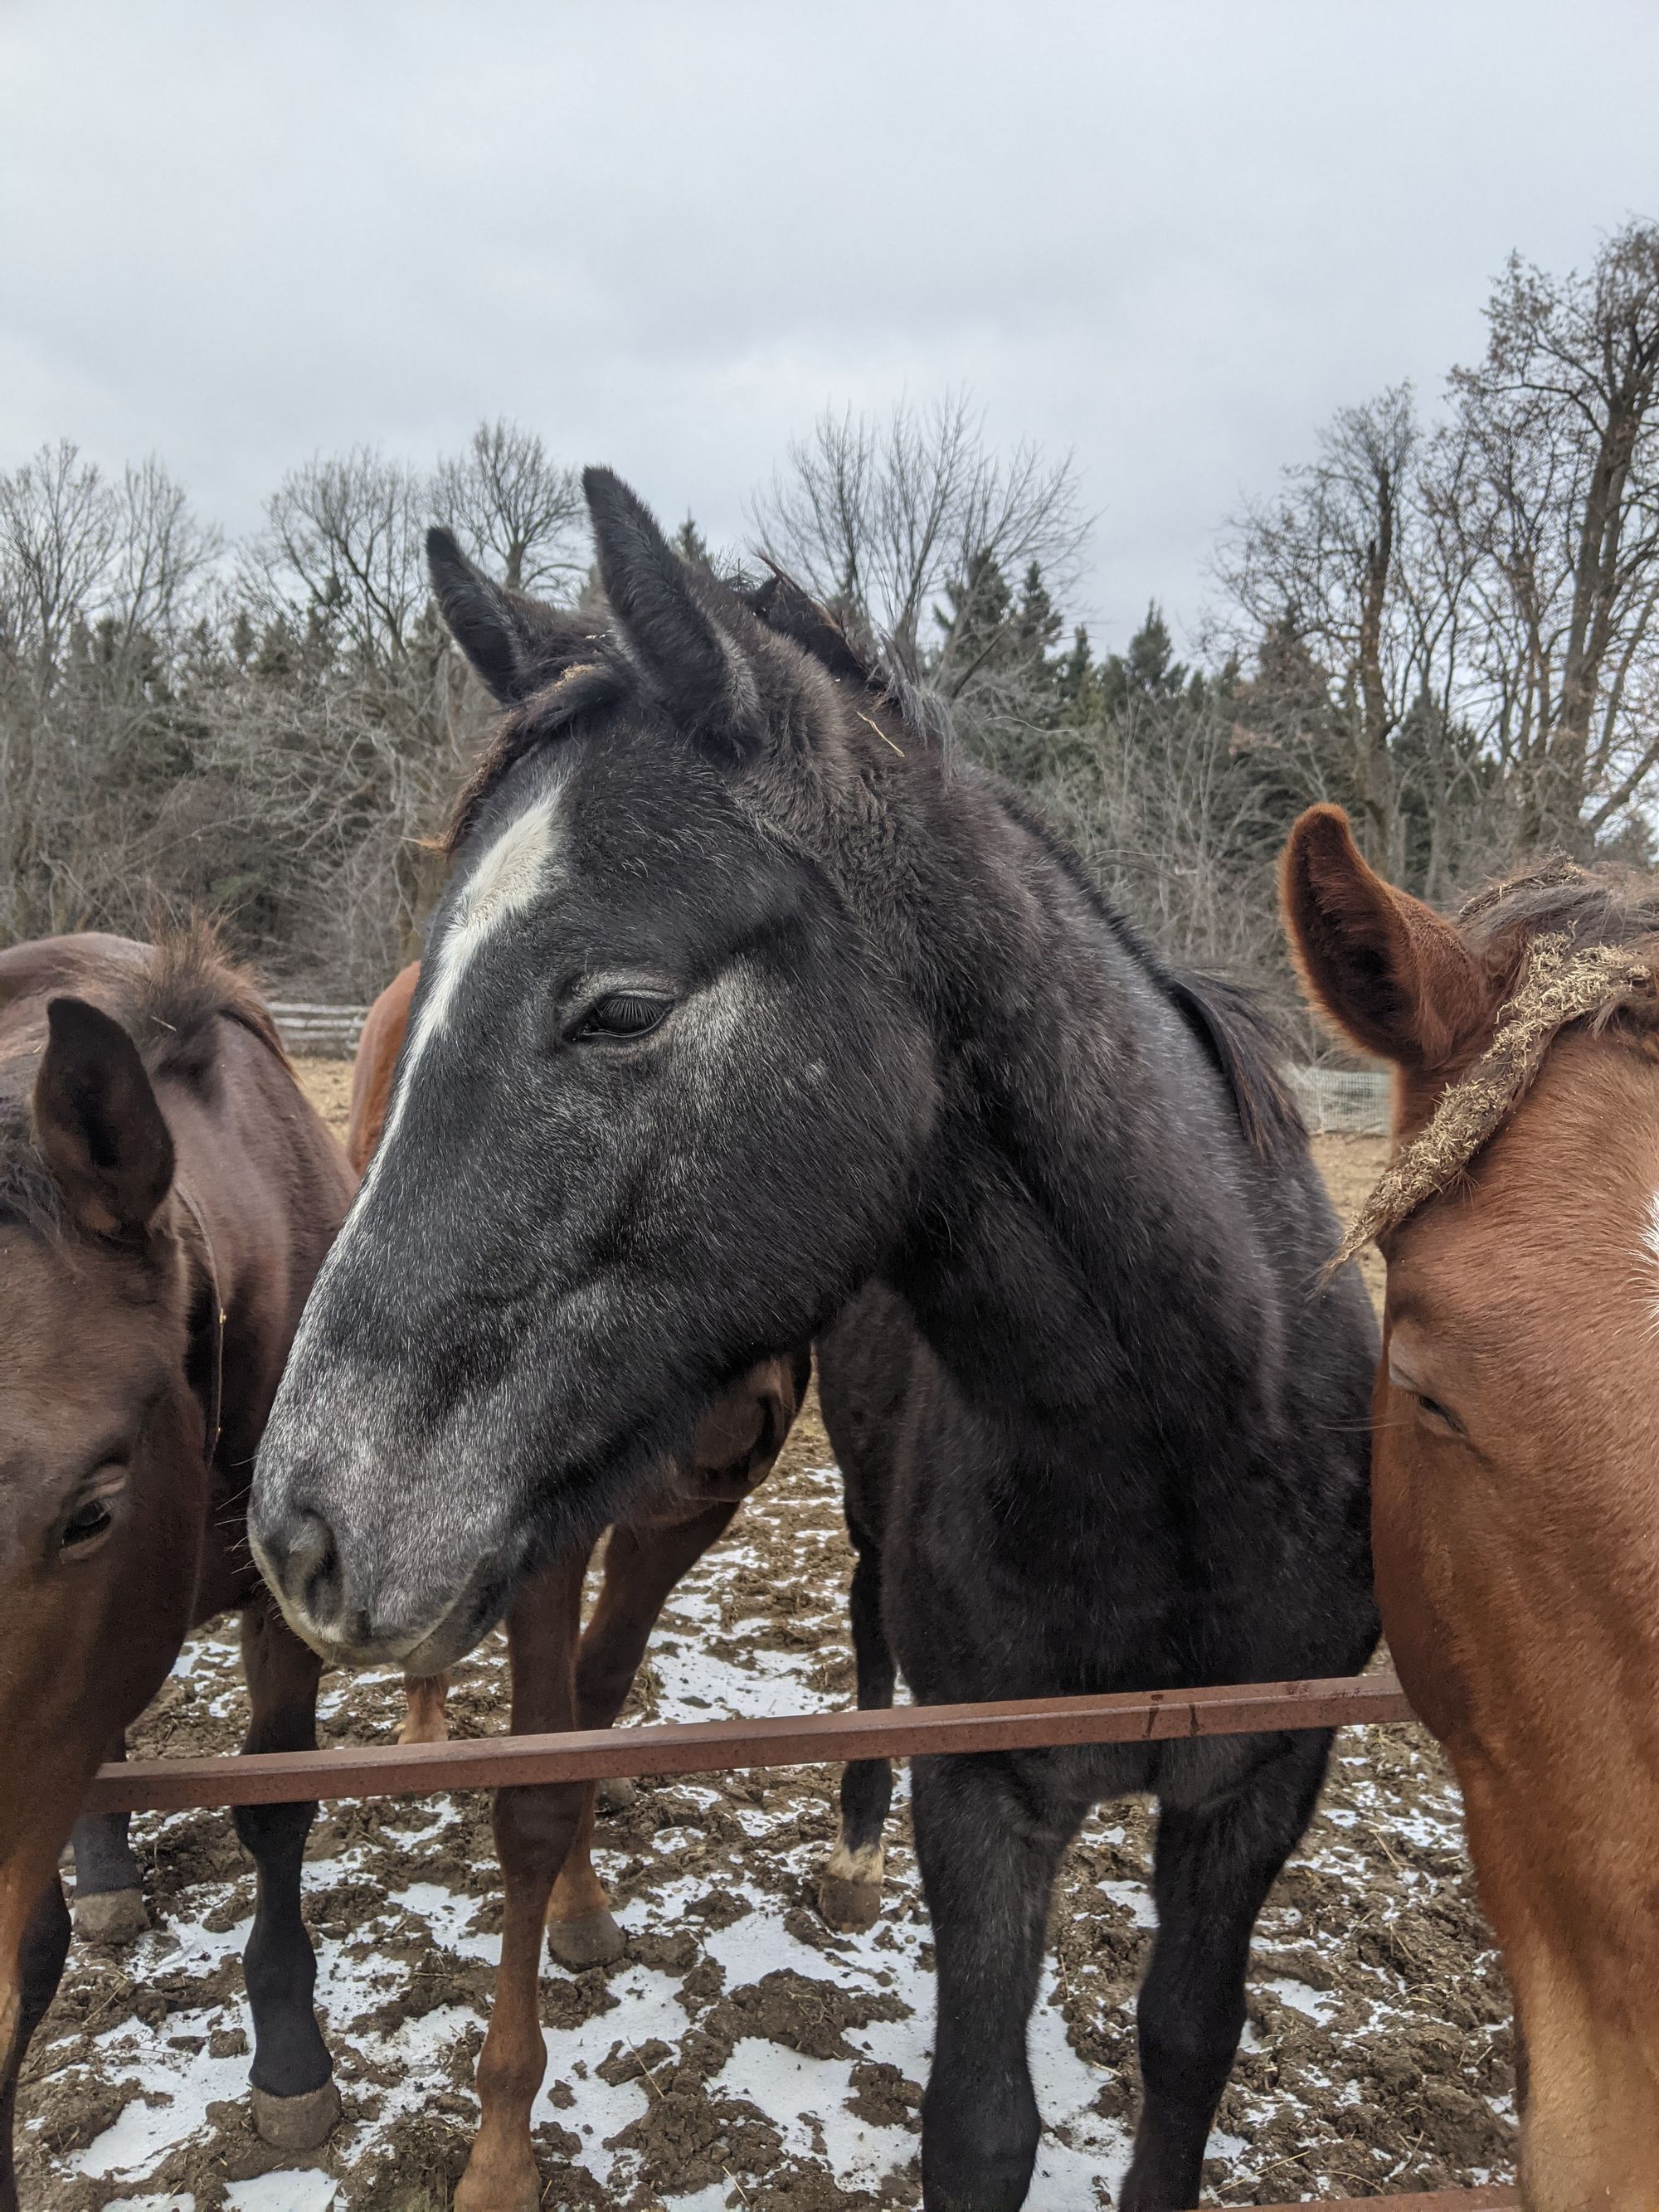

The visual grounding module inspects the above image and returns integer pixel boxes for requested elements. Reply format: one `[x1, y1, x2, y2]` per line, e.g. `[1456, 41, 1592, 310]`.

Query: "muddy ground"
[17, 1090, 1515, 2209]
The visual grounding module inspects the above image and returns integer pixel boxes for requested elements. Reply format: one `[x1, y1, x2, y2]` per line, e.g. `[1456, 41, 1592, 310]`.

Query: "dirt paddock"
[17, 1080, 1513, 2210]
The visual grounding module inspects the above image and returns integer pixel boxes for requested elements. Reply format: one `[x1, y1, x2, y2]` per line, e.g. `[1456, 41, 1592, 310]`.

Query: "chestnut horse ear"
[34, 998, 175, 1236]
[426, 527, 547, 704]
[1280, 806, 1484, 1068]
[582, 467, 755, 746]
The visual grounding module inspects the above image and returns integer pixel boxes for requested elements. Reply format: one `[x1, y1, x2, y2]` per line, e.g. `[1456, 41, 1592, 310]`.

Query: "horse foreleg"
[458, 1547, 592, 2212]
[235, 1594, 338, 2152]
[69, 1735, 148, 1944]
[912, 1748, 1091, 2212]
[0, 1876, 71, 2212]
[1121, 1733, 1329, 2212]
[545, 1500, 742, 1969]
[398, 1670, 450, 1744]
[820, 1507, 896, 1932]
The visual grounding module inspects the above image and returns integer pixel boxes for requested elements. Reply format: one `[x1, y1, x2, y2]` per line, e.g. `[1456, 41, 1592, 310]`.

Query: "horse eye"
[61, 1498, 114, 1553]
[576, 993, 671, 1042]
[1416, 1393, 1460, 1434]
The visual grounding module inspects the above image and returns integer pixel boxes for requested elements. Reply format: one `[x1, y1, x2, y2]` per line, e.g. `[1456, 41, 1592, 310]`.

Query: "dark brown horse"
[0, 930, 354, 2209]
[345, 961, 808, 2211]
[1284, 805, 1659, 2209]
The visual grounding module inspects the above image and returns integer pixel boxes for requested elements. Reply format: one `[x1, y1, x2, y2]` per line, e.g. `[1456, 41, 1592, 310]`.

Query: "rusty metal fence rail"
[85, 1670, 1522, 2208]
[89, 1671, 1414, 1812]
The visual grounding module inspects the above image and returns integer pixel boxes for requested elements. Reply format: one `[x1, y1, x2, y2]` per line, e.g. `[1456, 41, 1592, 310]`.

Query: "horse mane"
[1336, 858, 1659, 1263]
[1457, 855, 1659, 975]
[752, 572, 1305, 1160]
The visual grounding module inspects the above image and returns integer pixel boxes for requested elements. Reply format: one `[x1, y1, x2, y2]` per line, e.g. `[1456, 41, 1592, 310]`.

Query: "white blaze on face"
[375, 789, 564, 1161]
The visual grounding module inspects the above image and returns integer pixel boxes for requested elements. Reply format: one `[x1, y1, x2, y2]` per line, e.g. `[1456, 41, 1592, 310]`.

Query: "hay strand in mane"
[1335, 934, 1659, 1266]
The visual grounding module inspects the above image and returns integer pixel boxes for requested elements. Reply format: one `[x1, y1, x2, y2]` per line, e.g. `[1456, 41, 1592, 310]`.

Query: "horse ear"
[426, 527, 543, 704]
[34, 998, 175, 1235]
[1281, 806, 1484, 1068]
[582, 467, 754, 743]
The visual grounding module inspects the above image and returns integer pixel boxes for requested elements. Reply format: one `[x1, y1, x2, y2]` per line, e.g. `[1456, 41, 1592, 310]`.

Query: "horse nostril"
[269, 1506, 341, 1626]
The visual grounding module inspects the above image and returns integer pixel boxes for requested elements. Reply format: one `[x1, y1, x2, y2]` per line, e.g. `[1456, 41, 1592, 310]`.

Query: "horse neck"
[857, 761, 1262, 1442]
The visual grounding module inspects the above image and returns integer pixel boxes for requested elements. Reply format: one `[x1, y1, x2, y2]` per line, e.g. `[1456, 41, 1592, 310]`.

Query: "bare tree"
[1447, 224, 1659, 842]
[1214, 386, 1486, 879]
[750, 393, 1088, 691]
[0, 441, 118, 680]
[432, 419, 584, 594]
[0, 445, 220, 941]
[250, 447, 428, 666]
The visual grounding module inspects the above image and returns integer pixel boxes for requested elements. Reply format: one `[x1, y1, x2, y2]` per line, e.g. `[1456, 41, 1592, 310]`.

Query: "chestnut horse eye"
[576, 993, 671, 1042]
[61, 1497, 114, 1553]
[1415, 1392, 1460, 1434]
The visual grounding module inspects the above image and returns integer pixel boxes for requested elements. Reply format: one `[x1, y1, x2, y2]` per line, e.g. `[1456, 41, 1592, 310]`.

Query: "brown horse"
[1283, 804, 1659, 2210]
[0, 930, 355, 2210]
[346, 962, 808, 2212]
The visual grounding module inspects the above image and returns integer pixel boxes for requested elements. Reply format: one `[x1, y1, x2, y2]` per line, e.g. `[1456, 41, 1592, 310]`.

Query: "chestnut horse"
[0, 931, 353, 2210]
[1284, 804, 1659, 2210]
[345, 961, 808, 2210]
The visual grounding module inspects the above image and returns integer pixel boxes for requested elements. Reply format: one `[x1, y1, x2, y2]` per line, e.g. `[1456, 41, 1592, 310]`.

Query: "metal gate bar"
[85, 1671, 1413, 1813]
[75, 1668, 1521, 2207]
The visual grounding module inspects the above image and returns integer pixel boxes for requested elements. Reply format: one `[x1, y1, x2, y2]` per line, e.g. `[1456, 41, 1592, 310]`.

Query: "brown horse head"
[0, 952, 216, 1961]
[1283, 805, 1659, 2205]
[0, 929, 353, 2158]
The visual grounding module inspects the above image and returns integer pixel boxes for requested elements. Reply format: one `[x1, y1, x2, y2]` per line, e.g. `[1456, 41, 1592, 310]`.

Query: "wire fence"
[1287, 1065, 1393, 1134]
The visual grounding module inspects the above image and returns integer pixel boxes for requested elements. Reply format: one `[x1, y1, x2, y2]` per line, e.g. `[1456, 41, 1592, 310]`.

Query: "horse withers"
[339, 960, 809, 2209]
[1284, 804, 1659, 2210]
[0, 930, 354, 2208]
[253, 474, 1378, 2212]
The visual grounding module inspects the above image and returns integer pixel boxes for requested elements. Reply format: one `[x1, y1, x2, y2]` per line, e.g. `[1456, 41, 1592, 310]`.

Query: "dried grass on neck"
[1335, 935, 1659, 1268]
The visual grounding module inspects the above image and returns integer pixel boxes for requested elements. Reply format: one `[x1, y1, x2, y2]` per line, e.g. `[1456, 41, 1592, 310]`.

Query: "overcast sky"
[3, 0, 1656, 650]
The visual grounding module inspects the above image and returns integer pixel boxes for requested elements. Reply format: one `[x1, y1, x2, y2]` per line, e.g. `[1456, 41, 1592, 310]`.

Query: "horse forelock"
[445, 563, 963, 868]
[133, 918, 289, 1079]
[0, 923, 286, 1241]
[1338, 930, 1659, 1266]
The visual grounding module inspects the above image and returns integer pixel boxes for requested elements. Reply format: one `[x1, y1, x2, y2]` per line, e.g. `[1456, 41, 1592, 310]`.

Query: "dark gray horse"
[251, 472, 1378, 2211]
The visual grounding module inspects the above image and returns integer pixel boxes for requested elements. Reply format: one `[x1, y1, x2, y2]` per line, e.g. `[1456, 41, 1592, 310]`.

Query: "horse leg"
[457, 1546, 592, 2212]
[0, 1878, 71, 2212]
[234, 1594, 338, 2152]
[1120, 1733, 1330, 2212]
[912, 1748, 1090, 2212]
[820, 1514, 895, 1932]
[544, 1501, 742, 1969]
[69, 1735, 148, 1944]
[399, 1670, 450, 1745]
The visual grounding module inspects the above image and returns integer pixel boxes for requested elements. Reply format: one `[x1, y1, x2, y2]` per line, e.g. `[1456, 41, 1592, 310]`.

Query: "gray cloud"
[4, 0, 1656, 647]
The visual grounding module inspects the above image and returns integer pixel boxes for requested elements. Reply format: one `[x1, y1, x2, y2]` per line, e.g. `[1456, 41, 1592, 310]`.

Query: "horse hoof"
[546, 1907, 625, 1969]
[598, 1774, 637, 1811]
[818, 1873, 883, 1932]
[455, 2150, 542, 2212]
[73, 1888, 148, 1945]
[251, 2078, 342, 2151]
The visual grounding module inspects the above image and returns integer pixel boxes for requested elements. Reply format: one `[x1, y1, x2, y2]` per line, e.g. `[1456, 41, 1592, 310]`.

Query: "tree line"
[5, 224, 1658, 1051]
